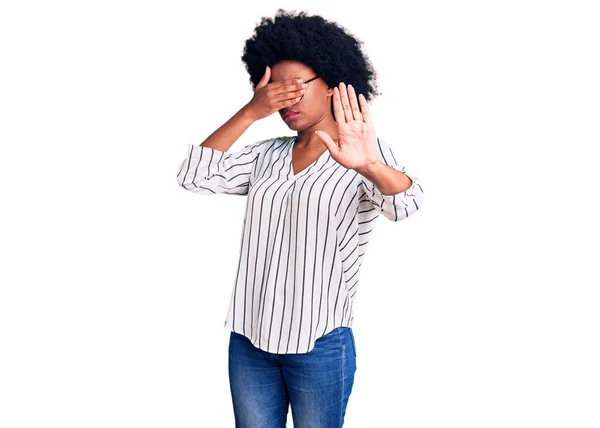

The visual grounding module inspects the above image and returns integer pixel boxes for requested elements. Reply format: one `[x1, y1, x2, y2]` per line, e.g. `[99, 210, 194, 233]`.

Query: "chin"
[283, 120, 299, 129]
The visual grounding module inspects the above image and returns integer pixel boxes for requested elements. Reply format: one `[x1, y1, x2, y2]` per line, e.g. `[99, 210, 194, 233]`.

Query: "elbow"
[176, 171, 200, 192]
[384, 189, 424, 222]
[176, 159, 191, 189]
[177, 174, 186, 189]
[176, 172, 192, 190]
[176, 167, 214, 191]
[412, 183, 425, 214]
[176, 174, 218, 195]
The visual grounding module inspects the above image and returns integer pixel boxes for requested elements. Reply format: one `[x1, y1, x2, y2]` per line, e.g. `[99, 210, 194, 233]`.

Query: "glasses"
[271, 75, 320, 85]
[296, 75, 319, 101]
[302, 75, 320, 84]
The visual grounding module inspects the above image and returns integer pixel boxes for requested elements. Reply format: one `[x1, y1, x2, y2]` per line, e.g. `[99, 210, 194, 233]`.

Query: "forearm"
[199, 104, 257, 152]
[355, 160, 413, 195]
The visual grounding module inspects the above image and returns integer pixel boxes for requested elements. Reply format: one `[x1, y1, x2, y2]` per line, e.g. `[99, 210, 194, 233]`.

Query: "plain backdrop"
[1, 1, 599, 427]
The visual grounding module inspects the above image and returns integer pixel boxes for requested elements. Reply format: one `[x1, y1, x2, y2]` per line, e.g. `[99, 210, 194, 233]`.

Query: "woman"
[176, 9, 424, 427]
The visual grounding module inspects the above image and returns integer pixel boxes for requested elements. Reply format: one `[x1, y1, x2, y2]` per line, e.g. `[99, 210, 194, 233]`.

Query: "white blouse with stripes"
[176, 136, 424, 354]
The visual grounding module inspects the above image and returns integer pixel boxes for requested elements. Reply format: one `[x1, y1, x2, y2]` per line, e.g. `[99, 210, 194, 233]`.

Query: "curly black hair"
[241, 9, 381, 117]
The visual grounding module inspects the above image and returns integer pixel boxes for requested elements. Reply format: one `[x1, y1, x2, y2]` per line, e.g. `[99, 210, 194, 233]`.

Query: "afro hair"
[241, 9, 381, 117]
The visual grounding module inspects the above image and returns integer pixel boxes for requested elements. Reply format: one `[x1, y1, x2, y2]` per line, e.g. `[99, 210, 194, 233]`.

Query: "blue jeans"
[228, 326, 357, 427]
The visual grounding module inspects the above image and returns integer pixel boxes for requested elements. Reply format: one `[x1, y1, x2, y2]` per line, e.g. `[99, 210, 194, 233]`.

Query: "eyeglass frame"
[301, 75, 320, 84]
[296, 75, 320, 101]
[270, 75, 320, 85]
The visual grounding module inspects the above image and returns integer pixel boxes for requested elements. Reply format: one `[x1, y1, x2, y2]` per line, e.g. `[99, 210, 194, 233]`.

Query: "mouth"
[283, 111, 299, 121]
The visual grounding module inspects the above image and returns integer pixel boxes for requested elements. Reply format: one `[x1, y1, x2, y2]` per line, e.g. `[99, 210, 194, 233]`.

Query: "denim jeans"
[228, 326, 357, 427]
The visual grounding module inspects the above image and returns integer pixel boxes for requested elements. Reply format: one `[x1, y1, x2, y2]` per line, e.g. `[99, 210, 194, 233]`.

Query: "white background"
[1, 1, 599, 427]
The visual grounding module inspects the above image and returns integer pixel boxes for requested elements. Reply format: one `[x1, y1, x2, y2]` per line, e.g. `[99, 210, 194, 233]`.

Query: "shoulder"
[248, 136, 295, 155]
[249, 136, 291, 151]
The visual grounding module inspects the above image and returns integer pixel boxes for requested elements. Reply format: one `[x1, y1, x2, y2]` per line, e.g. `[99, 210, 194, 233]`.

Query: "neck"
[295, 116, 338, 147]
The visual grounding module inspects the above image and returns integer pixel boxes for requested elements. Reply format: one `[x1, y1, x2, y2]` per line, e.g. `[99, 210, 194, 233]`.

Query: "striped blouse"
[176, 136, 424, 354]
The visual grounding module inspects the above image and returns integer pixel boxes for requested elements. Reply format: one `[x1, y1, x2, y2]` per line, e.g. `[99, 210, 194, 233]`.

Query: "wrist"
[355, 158, 382, 176]
[239, 104, 258, 123]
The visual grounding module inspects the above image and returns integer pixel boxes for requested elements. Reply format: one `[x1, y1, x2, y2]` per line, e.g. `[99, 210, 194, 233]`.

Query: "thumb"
[256, 65, 271, 90]
[315, 130, 340, 156]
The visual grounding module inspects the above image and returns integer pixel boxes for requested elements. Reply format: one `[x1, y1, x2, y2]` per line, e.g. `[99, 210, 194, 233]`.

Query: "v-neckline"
[288, 136, 331, 180]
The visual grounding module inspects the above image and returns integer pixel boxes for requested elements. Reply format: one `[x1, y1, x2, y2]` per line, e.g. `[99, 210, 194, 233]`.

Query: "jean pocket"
[348, 329, 357, 357]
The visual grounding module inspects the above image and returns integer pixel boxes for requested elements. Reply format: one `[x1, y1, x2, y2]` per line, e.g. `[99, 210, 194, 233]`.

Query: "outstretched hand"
[315, 82, 380, 171]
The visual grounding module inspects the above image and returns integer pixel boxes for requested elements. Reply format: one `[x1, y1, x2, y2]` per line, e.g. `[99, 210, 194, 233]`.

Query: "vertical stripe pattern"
[177, 136, 424, 354]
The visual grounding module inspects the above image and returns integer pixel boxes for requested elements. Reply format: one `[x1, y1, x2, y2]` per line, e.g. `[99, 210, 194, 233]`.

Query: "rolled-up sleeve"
[176, 141, 263, 196]
[359, 137, 425, 222]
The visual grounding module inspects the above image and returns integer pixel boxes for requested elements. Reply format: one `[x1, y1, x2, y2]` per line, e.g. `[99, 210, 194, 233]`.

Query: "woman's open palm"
[315, 82, 379, 171]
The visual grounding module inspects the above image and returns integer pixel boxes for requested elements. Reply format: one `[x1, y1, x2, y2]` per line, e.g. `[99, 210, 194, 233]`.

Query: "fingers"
[255, 65, 271, 89]
[275, 87, 306, 105]
[332, 86, 345, 124]
[272, 79, 306, 102]
[357, 93, 371, 124]
[346, 84, 362, 121]
[278, 96, 303, 108]
[273, 78, 306, 94]
[315, 130, 341, 156]
[334, 83, 369, 124]
[337, 82, 354, 122]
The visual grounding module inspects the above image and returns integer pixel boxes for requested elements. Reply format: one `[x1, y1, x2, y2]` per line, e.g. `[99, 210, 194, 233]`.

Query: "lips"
[283, 111, 299, 120]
